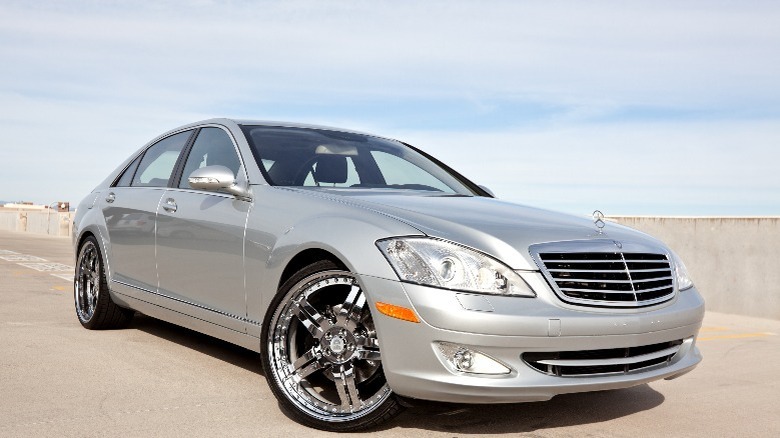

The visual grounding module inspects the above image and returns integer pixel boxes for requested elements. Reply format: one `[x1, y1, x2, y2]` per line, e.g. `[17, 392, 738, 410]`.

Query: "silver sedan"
[72, 119, 704, 431]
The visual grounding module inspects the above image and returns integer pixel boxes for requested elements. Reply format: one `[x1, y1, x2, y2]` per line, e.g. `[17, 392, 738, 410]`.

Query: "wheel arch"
[76, 229, 96, 252]
[278, 248, 349, 291]
[74, 222, 113, 283]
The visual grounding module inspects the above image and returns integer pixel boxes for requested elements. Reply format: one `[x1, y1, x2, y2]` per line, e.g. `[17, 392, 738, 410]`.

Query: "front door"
[155, 127, 250, 332]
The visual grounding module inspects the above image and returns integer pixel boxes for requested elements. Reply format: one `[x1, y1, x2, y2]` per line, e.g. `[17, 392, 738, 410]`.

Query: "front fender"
[244, 199, 422, 334]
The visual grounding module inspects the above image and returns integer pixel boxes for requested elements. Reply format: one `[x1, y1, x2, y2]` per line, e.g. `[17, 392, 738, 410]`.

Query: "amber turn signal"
[375, 302, 420, 323]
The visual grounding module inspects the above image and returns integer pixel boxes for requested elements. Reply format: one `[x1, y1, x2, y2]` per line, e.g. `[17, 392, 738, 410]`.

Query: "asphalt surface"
[1, 229, 778, 437]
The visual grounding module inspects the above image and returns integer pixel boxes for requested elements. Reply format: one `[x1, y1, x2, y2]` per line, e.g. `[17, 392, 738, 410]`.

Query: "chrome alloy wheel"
[267, 271, 391, 422]
[75, 240, 100, 323]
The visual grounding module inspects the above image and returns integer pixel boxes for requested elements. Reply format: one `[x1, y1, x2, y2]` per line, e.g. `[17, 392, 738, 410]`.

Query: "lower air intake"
[522, 340, 684, 377]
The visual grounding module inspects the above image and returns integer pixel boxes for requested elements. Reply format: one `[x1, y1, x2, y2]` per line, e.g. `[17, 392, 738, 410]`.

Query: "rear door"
[155, 126, 250, 332]
[102, 130, 192, 298]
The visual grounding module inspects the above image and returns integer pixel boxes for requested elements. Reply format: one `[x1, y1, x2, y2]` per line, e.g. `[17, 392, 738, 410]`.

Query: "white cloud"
[3, 1, 779, 106]
[0, 1, 778, 214]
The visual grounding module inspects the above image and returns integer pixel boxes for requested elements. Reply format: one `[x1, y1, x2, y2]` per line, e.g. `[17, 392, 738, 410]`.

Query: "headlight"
[670, 250, 694, 291]
[376, 237, 535, 297]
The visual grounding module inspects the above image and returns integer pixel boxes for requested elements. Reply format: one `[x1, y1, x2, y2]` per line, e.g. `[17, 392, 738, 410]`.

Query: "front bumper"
[360, 274, 705, 404]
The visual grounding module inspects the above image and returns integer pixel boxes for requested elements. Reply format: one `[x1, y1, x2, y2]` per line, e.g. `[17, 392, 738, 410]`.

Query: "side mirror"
[188, 165, 251, 200]
[478, 184, 495, 197]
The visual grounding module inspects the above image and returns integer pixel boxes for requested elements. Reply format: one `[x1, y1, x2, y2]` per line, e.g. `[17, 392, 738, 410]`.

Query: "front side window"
[132, 131, 191, 187]
[179, 127, 242, 190]
[240, 125, 478, 195]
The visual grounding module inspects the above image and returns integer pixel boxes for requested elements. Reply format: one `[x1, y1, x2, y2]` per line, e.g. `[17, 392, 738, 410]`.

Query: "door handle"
[163, 198, 177, 213]
[105, 192, 116, 203]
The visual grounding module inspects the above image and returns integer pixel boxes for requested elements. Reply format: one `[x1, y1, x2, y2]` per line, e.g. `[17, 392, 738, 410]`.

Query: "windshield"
[240, 125, 480, 195]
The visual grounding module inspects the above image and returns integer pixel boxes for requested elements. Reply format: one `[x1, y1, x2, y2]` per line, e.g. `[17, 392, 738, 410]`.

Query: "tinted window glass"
[370, 151, 452, 192]
[240, 126, 477, 195]
[132, 131, 190, 187]
[302, 156, 360, 187]
[179, 128, 241, 189]
[114, 155, 141, 187]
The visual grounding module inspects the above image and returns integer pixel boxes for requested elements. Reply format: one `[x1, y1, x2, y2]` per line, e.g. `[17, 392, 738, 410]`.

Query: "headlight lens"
[377, 237, 535, 297]
[670, 250, 694, 291]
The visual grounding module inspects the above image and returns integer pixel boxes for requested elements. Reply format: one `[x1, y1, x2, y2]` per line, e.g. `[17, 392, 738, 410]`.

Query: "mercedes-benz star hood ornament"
[592, 210, 606, 234]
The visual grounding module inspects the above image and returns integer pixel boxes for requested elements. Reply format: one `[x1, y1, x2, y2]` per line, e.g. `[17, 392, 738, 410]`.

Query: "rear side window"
[114, 155, 141, 187]
[131, 131, 191, 187]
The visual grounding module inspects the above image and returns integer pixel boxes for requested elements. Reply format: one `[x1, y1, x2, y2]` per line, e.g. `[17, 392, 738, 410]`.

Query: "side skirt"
[111, 288, 262, 353]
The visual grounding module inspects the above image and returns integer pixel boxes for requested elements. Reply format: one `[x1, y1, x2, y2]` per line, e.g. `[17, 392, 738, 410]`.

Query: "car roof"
[179, 118, 383, 139]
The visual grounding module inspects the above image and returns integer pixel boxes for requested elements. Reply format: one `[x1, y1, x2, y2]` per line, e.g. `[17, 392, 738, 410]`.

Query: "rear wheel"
[261, 260, 403, 431]
[74, 236, 134, 329]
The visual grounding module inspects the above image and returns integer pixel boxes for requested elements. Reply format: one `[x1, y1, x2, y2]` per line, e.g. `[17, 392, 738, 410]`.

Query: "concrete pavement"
[1, 230, 778, 437]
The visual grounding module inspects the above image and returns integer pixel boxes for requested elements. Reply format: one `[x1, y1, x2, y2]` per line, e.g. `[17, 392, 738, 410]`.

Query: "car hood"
[286, 188, 664, 270]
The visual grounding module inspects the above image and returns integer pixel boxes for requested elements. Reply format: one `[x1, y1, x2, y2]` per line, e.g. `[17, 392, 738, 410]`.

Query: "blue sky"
[1, 0, 778, 215]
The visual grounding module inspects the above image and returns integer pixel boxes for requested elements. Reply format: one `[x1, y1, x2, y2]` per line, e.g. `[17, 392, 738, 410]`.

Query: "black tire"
[261, 260, 403, 431]
[74, 236, 134, 329]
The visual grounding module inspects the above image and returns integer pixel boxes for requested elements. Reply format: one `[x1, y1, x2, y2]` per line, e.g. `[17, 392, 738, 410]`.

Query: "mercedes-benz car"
[72, 119, 704, 431]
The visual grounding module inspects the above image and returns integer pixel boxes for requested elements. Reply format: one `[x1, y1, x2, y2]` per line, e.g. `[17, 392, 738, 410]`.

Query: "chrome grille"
[523, 340, 683, 377]
[535, 250, 675, 307]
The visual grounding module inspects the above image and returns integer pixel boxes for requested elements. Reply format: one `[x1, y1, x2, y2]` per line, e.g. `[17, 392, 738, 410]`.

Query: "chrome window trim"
[110, 127, 197, 188]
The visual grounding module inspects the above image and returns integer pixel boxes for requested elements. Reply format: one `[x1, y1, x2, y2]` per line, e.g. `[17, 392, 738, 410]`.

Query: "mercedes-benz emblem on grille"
[592, 210, 605, 234]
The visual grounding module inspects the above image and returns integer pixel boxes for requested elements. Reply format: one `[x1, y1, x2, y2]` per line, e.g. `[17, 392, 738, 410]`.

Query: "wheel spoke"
[356, 336, 381, 361]
[89, 281, 97, 311]
[292, 347, 326, 379]
[333, 365, 361, 410]
[293, 298, 332, 339]
[86, 283, 94, 314]
[357, 348, 381, 361]
[81, 280, 90, 313]
[338, 285, 366, 325]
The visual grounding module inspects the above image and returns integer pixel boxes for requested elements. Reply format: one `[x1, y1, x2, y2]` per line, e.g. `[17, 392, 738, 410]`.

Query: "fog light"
[453, 349, 474, 371]
[435, 342, 511, 375]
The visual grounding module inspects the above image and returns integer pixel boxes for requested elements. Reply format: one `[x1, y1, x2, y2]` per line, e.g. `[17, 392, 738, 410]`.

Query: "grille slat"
[631, 275, 672, 286]
[557, 278, 633, 284]
[560, 286, 636, 294]
[536, 251, 675, 307]
[547, 268, 628, 273]
[633, 283, 674, 293]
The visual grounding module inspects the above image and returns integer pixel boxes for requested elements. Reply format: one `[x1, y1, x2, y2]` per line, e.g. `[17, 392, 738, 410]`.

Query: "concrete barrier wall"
[610, 217, 780, 321]
[0, 212, 18, 232]
[0, 211, 74, 237]
[0, 212, 777, 319]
